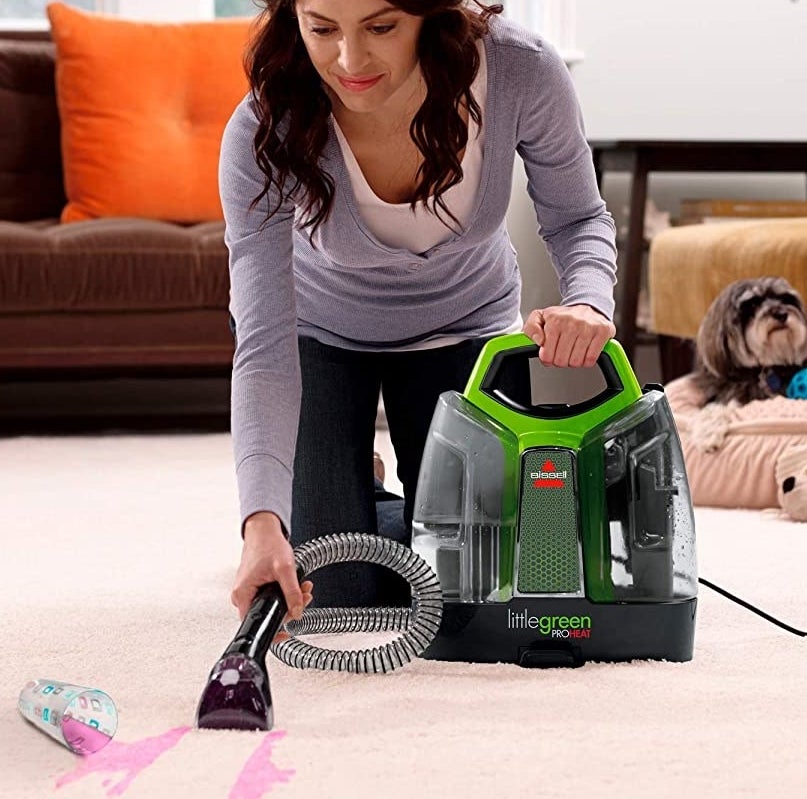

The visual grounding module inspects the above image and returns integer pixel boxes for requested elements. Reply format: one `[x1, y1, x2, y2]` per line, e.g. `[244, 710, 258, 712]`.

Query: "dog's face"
[697, 277, 807, 378]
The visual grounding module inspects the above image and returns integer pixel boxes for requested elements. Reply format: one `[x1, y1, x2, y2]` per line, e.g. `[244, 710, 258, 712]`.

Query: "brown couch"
[0, 33, 234, 379]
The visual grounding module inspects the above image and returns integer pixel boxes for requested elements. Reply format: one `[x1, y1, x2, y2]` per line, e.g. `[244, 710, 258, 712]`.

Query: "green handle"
[463, 334, 643, 439]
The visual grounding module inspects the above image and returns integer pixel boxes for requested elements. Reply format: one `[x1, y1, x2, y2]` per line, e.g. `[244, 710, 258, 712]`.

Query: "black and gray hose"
[269, 532, 443, 674]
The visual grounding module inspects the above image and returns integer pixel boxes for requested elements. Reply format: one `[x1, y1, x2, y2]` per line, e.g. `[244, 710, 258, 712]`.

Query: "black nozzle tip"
[196, 707, 272, 732]
[195, 654, 274, 731]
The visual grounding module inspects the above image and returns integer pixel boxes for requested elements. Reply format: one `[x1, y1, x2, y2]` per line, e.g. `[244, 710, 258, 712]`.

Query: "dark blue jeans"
[291, 335, 491, 608]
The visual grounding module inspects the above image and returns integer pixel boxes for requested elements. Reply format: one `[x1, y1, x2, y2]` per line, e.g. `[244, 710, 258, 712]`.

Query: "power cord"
[698, 577, 806, 637]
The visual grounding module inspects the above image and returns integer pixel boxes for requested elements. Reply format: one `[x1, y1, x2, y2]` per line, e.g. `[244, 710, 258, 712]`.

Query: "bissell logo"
[531, 459, 567, 489]
[507, 610, 592, 639]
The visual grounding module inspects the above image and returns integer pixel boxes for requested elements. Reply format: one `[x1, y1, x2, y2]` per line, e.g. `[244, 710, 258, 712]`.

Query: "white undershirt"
[333, 42, 487, 253]
[331, 43, 520, 350]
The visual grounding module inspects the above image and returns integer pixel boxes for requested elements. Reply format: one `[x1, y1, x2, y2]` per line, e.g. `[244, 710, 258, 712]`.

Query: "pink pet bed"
[665, 375, 807, 509]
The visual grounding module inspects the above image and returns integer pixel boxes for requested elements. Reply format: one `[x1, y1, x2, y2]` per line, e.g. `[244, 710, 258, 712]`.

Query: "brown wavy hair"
[245, 0, 503, 236]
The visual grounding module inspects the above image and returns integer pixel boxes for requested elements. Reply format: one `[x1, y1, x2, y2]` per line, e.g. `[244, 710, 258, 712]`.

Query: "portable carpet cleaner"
[196, 333, 805, 731]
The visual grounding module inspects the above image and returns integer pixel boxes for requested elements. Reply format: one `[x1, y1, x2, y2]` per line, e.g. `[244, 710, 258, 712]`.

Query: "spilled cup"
[19, 679, 118, 755]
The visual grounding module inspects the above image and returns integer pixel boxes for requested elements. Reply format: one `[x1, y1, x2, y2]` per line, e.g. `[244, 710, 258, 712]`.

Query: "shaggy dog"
[692, 276, 807, 405]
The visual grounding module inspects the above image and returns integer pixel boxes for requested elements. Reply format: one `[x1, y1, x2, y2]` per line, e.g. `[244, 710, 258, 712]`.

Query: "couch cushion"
[46, 2, 252, 224]
[0, 38, 66, 221]
[0, 309, 235, 370]
[0, 218, 229, 312]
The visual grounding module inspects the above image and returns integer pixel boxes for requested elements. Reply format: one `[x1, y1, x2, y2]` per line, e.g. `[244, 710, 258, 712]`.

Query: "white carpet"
[1, 433, 805, 799]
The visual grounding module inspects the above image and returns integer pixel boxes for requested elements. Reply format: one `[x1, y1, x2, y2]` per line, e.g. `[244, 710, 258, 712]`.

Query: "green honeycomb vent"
[517, 449, 580, 593]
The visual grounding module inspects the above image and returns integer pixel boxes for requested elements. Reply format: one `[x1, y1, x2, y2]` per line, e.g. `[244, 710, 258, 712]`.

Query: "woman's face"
[295, 0, 424, 116]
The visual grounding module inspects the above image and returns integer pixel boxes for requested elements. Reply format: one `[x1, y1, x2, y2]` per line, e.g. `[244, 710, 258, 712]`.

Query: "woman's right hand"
[231, 511, 313, 622]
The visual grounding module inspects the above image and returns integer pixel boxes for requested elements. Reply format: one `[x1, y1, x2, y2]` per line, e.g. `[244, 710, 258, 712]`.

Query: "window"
[0, 1, 108, 26]
[214, 0, 258, 17]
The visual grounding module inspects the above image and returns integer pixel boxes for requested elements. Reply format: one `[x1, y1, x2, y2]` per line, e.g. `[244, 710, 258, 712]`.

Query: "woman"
[223, 0, 617, 619]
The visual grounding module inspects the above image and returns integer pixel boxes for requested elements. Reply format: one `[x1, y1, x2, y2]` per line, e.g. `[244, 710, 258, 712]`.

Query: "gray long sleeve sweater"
[219, 16, 618, 534]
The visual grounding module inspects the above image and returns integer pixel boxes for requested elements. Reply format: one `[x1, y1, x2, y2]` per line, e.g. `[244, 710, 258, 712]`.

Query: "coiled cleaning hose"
[269, 532, 444, 674]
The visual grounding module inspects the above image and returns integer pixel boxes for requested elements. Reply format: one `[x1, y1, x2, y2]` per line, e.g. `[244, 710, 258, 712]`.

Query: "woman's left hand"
[523, 304, 616, 368]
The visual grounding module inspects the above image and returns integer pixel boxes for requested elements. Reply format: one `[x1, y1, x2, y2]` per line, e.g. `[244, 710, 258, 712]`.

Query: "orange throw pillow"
[47, 2, 254, 223]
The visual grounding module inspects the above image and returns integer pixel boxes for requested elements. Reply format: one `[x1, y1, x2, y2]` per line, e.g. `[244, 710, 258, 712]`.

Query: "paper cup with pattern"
[18, 679, 118, 755]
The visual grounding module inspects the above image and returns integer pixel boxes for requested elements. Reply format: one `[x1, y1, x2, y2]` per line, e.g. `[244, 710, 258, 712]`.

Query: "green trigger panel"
[517, 449, 580, 593]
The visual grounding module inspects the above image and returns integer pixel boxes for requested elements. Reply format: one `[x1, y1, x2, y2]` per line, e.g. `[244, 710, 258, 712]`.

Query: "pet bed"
[665, 375, 807, 510]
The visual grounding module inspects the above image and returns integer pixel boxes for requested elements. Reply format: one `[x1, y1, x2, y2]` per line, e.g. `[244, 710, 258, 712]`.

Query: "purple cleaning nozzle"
[195, 654, 273, 731]
[196, 578, 294, 731]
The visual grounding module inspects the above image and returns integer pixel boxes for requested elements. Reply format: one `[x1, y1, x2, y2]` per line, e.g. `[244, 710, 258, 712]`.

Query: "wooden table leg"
[592, 147, 604, 190]
[620, 151, 648, 363]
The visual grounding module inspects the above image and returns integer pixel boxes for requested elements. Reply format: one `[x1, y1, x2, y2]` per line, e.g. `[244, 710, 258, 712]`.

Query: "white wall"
[509, 0, 807, 387]
[564, 0, 807, 227]
[115, 1, 214, 21]
[573, 0, 807, 142]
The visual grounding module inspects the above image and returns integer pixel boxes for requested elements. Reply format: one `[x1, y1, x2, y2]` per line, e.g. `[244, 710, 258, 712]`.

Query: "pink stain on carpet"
[228, 731, 294, 799]
[55, 725, 191, 797]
